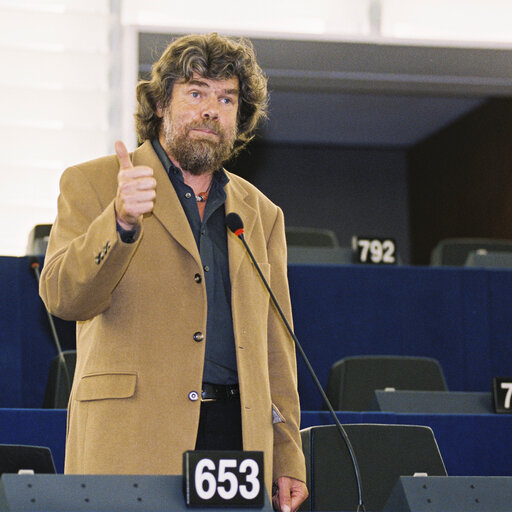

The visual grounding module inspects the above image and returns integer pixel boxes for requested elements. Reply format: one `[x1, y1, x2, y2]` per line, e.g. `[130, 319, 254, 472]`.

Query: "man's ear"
[156, 102, 164, 118]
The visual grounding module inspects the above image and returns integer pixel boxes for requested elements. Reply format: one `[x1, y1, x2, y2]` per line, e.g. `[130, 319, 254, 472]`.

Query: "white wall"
[0, 0, 112, 255]
[1, 0, 511, 255]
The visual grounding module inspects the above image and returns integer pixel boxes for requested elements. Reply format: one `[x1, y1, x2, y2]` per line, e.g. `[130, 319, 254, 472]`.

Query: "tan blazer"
[39, 141, 306, 494]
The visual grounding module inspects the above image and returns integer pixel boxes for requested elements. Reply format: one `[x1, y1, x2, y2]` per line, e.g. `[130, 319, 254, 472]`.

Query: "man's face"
[158, 73, 239, 175]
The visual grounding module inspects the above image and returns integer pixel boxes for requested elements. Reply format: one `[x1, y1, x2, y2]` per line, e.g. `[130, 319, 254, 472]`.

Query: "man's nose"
[201, 97, 219, 120]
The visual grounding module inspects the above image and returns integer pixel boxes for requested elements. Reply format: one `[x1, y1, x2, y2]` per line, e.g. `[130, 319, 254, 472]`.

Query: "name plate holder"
[382, 475, 512, 512]
[0, 472, 271, 511]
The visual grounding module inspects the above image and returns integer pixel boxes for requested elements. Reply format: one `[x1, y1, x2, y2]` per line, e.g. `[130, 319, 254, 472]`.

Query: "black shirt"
[151, 139, 238, 385]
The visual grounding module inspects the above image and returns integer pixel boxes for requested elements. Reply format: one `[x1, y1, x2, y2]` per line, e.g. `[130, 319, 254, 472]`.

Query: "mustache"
[186, 121, 222, 137]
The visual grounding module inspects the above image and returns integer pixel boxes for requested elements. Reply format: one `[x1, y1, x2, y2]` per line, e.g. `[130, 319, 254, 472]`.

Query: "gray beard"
[164, 120, 236, 175]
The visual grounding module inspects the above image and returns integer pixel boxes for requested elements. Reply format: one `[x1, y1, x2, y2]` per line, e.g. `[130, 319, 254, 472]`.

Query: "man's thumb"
[115, 140, 133, 169]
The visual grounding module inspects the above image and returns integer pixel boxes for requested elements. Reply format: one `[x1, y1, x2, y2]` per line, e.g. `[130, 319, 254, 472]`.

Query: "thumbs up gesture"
[114, 140, 157, 230]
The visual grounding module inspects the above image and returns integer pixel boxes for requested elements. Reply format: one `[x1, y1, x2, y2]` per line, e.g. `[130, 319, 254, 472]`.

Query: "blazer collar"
[224, 171, 258, 282]
[132, 141, 258, 277]
[132, 140, 200, 265]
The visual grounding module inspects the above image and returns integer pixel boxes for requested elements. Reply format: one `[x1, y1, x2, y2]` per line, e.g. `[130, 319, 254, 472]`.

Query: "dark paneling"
[408, 98, 512, 265]
[228, 141, 410, 261]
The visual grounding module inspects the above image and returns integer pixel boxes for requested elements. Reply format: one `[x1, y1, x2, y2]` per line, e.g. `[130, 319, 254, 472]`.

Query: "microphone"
[30, 256, 72, 408]
[225, 212, 366, 512]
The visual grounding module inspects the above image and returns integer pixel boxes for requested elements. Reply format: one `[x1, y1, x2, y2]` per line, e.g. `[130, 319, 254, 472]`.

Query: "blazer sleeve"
[265, 207, 307, 484]
[39, 164, 142, 321]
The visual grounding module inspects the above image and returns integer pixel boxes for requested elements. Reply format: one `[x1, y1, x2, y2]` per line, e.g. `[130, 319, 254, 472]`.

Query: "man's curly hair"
[135, 33, 268, 155]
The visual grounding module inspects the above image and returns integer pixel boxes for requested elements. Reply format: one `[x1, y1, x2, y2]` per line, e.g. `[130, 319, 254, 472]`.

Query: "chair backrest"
[0, 445, 56, 475]
[325, 355, 448, 411]
[26, 224, 52, 256]
[464, 249, 512, 269]
[300, 424, 447, 511]
[430, 238, 512, 266]
[285, 227, 339, 248]
[43, 350, 77, 408]
[287, 246, 354, 265]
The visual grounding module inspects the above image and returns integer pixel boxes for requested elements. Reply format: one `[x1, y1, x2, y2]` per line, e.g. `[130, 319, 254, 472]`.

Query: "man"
[40, 33, 307, 511]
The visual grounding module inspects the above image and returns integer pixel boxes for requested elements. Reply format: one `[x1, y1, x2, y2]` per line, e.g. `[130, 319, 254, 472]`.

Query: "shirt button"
[194, 273, 202, 283]
[203, 265, 210, 272]
[188, 391, 199, 401]
[185, 192, 192, 199]
[201, 228, 206, 235]
[193, 332, 204, 342]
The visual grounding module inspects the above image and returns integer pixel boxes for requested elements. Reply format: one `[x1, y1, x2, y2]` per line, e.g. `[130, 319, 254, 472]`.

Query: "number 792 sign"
[352, 236, 397, 265]
[183, 450, 264, 508]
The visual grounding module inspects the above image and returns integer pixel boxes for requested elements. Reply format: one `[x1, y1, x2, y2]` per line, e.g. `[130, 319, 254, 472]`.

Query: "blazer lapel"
[224, 172, 257, 282]
[132, 141, 200, 264]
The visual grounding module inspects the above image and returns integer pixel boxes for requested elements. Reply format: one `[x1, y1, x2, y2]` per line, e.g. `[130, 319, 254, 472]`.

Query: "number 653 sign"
[183, 451, 264, 508]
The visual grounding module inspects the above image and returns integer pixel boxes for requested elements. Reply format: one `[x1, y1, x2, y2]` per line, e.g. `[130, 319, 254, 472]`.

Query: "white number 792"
[358, 239, 396, 264]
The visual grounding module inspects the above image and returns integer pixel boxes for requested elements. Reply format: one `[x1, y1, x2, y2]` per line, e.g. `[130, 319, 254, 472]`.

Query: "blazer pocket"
[272, 403, 286, 424]
[75, 372, 137, 402]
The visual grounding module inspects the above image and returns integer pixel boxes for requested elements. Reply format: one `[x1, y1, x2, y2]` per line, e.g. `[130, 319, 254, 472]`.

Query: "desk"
[1, 409, 510, 478]
[288, 263, 512, 409]
[1, 258, 512, 410]
[372, 390, 494, 414]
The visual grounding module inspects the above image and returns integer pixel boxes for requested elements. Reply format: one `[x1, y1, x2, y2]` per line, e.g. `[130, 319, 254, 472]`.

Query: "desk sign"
[352, 236, 397, 265]
[492, 377, 512, 413]
[183, 450, 264, 508]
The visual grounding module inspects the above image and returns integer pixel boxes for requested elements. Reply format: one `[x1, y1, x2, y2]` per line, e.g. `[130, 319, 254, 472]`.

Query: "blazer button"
[193, 332, 204, 342]
[194, 273, 202, 283]
[188, 391, 199, 401]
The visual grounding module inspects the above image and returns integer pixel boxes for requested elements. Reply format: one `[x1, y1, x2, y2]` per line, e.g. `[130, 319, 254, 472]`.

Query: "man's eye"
[190, 91, 200, 98]
[221, 97, 232, 104]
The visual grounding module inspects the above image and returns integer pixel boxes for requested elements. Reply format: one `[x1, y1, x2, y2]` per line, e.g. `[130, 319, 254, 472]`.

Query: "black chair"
[43, 350, 76, 408]
[285, 226, 355, 264]
[325, 355, 448, 411]
[0, 445, 56, 475]
[300, 424, 447, 511]
[287, 246, 355, 264]
[430, 238, 512, 266]
[285, 226, 339, 248]
[464, 249, 512, 269]
[26, 223, 52, 256]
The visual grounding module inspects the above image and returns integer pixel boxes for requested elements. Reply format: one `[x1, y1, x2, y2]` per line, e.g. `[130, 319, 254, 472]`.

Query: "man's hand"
[272, 476, 308, 512]
[114, 140, 157, 230]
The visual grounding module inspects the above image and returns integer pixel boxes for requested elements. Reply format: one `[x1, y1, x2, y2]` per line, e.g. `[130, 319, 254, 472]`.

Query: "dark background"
[139, 33, 512, 265]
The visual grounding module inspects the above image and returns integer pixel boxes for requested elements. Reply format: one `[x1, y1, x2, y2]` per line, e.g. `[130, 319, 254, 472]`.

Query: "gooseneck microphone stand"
[30, 257, 72, 408]
[225, 213, 365, 512]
